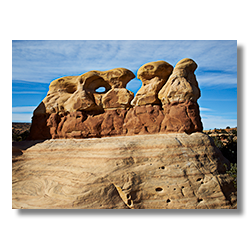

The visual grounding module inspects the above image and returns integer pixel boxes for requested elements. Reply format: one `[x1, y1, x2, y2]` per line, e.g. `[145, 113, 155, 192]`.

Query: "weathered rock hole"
[197, 198, 203, 203]
[127, 199, 132, 206]
[159, 166, 165, 169]
[181, 186, 184, 189]
[196, 178, 202, 182]
[201, 181, 204, 184]
[166, 199, 171, 203]
[155, 187, 163, 192]
[126, 194, 131, 199]
[173, 188, 176, 191]
[95, 86, 106, 93]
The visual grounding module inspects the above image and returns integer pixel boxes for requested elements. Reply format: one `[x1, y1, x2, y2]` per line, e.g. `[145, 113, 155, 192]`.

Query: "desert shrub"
[214, 135, 237, 190]
[225, 163, 237, 189]
[220, 129, 227, 134]
[12, 133, 22, 142]
[232, 129, 237, 136]
[220, 137, 237, 164]
[12, 130, 30, 142]
[213, 137, 224, 149]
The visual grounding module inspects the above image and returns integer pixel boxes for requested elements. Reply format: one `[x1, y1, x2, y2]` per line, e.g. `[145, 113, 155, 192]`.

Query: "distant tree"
[226, 126, 230, 129]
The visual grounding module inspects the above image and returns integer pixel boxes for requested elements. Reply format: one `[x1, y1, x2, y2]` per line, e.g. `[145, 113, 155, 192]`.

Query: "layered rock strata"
[12, 133, 237, 209]
[29, 103, 202, 140]
[28, 59, 203, 140]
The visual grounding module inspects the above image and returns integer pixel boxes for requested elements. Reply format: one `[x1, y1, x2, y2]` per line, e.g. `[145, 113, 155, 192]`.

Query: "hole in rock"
[127, 199, 132, 206]
[126, 194, 131, 199]
[197, 198, 203, 203]
[155, 187, 163, 192]
[201, 181, 204, 184]
[173, 188, 176, 191]
[159, 166, 165, 169]
[181, 186, 184, 189]
[196, 178, 202, 182]
[95, 86, 106, 93]
[166, 199, 171, 203]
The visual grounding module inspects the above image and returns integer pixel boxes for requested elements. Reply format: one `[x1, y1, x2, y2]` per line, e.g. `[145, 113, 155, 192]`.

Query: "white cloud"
[12, 106, 36, 112]
[12, 91, 43, 94]
[200, 114, 237, 130]
[197, 72, 237, 88]
[12, 113, 33, 122]
[200, 107, 213, 111]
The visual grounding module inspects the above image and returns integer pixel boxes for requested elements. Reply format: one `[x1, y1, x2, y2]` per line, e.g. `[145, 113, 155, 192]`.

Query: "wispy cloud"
[12, 106, 36, 112]
[12, 113, 33, 122]
[12, 91, 44, 94]
[200, 107, 213, 111]
[12, 40, 237, 88]
[201, 114, 237, 130]
[197, 72, 237, 88]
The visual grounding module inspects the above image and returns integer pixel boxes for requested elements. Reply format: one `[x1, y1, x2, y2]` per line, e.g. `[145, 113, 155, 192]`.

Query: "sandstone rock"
[102, 88, 134, 109]
[12, 133, 237, 209]
[29, 103, 202, 140]
[161, 100, 203, 134]
[131, 61, 173, 106]
[29, 59, 203, 140]
[34, 68, 135, 115]
[158, 58, 201, 105]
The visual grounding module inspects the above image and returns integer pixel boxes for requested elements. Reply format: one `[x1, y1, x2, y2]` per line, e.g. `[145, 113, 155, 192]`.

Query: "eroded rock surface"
[12, 133, 237, 209]
[158, 58, 200, 105]
[131, 61, 173, 106]
[34, 68, 135, 116]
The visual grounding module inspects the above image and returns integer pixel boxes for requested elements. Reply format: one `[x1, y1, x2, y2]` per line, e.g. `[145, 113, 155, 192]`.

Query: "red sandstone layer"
[28, 101, 203, 140]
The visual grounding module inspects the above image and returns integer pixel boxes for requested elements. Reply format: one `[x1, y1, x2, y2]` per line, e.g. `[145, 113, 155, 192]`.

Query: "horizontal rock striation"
[12, 133, 237, 209]
[28, 102, 202, 140]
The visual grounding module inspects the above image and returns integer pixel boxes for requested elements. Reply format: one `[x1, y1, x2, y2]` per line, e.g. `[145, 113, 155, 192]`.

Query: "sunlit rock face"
[131, 61, 173, 106]
[28, 59, 202, 140]
[12, 133, 237, 209]
[158, 58, 200, 105]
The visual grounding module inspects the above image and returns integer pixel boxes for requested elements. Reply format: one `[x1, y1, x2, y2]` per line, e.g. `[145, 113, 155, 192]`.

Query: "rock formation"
[131, 61, 173, 106]
[28, 59, 202, 140]
[12, 133, 237, 209]
[13, 58, 237, 209]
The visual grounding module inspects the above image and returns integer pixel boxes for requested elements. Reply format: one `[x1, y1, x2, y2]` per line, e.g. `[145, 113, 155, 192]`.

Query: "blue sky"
[12, 40, 237, 130]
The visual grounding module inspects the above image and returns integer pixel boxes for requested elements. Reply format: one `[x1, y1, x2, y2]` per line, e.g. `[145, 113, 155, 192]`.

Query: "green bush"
[12, 130, 30, 142]
[225, 163, 237, 189]
[213, 135, 237, 190]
